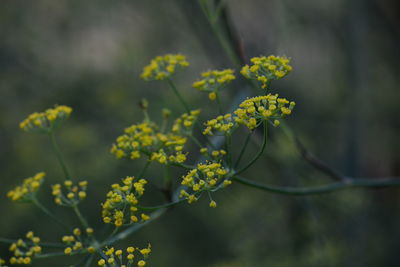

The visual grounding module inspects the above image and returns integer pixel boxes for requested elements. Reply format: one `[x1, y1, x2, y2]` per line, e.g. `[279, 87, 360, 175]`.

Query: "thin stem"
[234, 130, 253, 168]
[32, 197, 70, 231]
[235, 121, 267, 175]
[232, 176, 400, 196]
[166, 78, 190, 113]
[49, 131, 71, 180]
[225, 134, 232, 167]
[84, 255, 94, 267]
[189, 135, 204, 148]
[216, 94, 223, 115]
[138, 199, 185, 211]
[72, 205, 90, 229]
[138, 161, 151, 179]
[0, 237, 64, 248]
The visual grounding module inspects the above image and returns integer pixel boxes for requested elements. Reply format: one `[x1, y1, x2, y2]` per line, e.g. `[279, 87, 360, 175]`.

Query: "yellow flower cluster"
[203, 114, 236, 136]
[98, 244, 151, 267]
[7, 172, 45, 202]
[140, 54, 189, 81]
[0, 258, 8, 267]
[192, 69, 235, 100]
[200, 148, 227, 160]
[19, 105, 72, 133]
[9, 231, 41, 265]
[180, 161, 231, 207]
[172, 110, 200, 135]
[51, 180, 88, 206]
[102, 177, 150, 227]
[241, 55, 292, 89]
[234, 94, 295, 129]
[62, 228, 95, 255]
[112, 110, 200, 165]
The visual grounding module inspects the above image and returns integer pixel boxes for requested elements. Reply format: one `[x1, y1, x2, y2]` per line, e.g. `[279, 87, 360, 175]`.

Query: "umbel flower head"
[101, 177, 150, 227]
[7, 172, 45, 202]
[234, 94, 295, 129]
[180, 161, 231, 207]
[203, 113, 236, 136]
[98, 244, 151, 267]
[241, 55, 292, 89]
[111, 110, 200, 165]
[192, 69, 235, 100]
[51, 180, 88, 206]
[140, 54, 189, 81]
[62, 227, 95, 256]
[9, 231, 41, 265]
[19, 105, 72, 133]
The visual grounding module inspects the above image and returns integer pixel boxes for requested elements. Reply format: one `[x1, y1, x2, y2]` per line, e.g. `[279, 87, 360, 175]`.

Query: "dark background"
[1, 0, 400, 266]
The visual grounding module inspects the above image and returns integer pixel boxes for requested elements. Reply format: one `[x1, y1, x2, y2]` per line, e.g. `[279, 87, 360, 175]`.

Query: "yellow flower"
[141, 54, 189, 81]
[8, 232, 42, 265]
[97, 245, 151, 267]
[51, 180, 88, 206]
[180, 161, 231, 206]
[241, 55, 292, 89]
[101, 177, 149, 227]
[192, 69, 235, 100]
[7, 172, 45, 202]
[233, 94, 295, 130]
[20, 105, 72, 133]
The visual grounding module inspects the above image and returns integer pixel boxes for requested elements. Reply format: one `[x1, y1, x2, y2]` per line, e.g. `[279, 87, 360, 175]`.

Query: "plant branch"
[49, 131, 71, 180]
[232, 176, 400, 196]
[235, 121, 267, 175]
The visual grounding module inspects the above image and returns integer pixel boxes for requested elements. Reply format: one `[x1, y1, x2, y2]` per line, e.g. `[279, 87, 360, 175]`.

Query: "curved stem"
[138, 161, 151, 179]
[0, 237, 64, 248]
[166, 78, 190, 113]
[216, 94, 223, 115]
[49, 131, 71, 180]
[234, 131, 253, 168]
[72, 205, 90, 230]
[32, 197, 70, 231]
[138, 199, 185, 211]
[189, 135, 204, 148]
[235, 121, 267, 175]
[232, 176, 400, 196]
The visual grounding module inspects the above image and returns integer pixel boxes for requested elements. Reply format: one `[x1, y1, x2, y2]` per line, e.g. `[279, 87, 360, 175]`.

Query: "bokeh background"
[1, 0, 400, 266]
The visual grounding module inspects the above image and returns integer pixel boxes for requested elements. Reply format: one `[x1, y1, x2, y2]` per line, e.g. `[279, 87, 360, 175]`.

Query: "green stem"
[167, 78, 190, 113]
[225, 134, 232, 167]
[32, 197, 70, 231]
[138, 161, 151, 179]
[232, 176, 400, 196]
[138, 199, 185, 211]
[189, 135, 204, 148]
[235, 121, 267, 175]
[234, 131, 253, 168]
[84, 255, 94, 267]
[49, 131, 71, 180]
[216, 94, 223, 115]
[72, 205, 90, 229]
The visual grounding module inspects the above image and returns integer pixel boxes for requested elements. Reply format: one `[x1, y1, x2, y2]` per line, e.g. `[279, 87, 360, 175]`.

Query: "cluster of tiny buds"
[102, 177, 150, 227]
[192, 69, 235, 101]
[52, 180, 88, 206]
[19, 105, 72, 133]
[7, 172, 45, 202]
[180, 161, 232, 207]
[200, 148, 227, 160]
[140, 53, 189, 81]
[98, 245, 151, 267]
[241, 55, 292, 89]
[63, 228, 95, 255]
[0, 258, 8, 267]
[8, 231, 41, 265]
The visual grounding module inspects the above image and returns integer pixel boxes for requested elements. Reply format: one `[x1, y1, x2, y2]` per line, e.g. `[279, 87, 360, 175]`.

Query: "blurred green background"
[1, 0, 400, 266]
